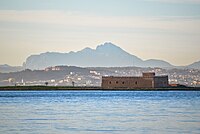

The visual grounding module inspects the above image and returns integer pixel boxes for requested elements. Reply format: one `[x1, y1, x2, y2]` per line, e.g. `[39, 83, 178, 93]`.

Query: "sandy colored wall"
[102, 77, 154, 89]
[102, 76, 169, 89]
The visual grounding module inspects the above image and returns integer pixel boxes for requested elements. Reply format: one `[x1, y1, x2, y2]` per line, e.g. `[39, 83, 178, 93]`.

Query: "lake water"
[0, 91, 200, 134]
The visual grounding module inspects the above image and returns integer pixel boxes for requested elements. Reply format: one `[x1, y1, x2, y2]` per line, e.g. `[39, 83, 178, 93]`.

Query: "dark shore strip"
[0, 86, 200, 91]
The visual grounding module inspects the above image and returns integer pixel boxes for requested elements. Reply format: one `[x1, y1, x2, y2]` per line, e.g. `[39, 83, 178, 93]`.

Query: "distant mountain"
[0, 64, 23, 73]
[143, 59, 173, 68]
[187, 61, 200, 69]
[24, 42, 175, 70]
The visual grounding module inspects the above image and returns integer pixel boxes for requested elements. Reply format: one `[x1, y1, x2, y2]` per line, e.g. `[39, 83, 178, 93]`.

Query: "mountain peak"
[81, 47, 94, 52]
[96, 42, 119, 49]
[96, 42, 123, 53]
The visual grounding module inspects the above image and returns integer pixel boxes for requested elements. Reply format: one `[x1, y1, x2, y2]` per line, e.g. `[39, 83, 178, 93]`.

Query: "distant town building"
[102, 72, 168, 89]
[45, 66, 62, 71]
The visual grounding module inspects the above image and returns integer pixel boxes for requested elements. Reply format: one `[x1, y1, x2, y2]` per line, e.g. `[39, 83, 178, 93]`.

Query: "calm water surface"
[0, 91, 200, 134]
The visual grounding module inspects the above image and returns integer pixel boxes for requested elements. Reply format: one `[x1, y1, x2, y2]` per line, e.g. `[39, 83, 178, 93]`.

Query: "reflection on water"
[0, 91, 200, 134]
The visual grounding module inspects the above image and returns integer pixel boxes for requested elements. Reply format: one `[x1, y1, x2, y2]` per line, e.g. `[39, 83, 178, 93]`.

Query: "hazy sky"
[0, 0, 200, 66]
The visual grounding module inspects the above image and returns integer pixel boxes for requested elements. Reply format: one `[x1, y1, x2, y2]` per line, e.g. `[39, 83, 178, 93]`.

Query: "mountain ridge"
[23, 42, 200, 70]
[23, 43, 142, 69]
[0, 42, 199, 72]
[24, 42, 174, 70]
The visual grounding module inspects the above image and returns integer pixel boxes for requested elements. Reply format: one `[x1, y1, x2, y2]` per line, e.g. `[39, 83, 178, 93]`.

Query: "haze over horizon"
[0, 0, 199, 66]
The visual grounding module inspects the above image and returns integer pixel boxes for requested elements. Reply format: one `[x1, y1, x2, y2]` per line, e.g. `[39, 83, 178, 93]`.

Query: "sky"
[0, 0, 200, 66]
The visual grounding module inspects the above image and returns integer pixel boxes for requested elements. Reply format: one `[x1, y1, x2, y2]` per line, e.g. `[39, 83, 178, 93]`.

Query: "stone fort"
[102, 72, 168, 89]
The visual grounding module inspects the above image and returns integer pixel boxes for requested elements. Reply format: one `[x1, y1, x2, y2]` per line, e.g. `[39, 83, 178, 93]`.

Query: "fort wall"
[102, 73, 168, 89]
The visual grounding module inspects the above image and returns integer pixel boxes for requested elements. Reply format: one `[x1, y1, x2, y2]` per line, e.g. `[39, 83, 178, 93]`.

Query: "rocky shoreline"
[0, 86, 200, 91]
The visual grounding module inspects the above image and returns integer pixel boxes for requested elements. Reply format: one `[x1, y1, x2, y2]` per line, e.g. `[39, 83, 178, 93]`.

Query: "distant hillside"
[187, 61, 200, 69]
[24, 42, 174, 70]
[0, 66, 89, 82]
[142, 59, 173, 68]
[0, 64, 23, 73]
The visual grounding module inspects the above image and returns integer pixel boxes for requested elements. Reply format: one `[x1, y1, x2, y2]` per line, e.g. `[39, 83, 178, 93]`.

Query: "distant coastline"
[0, 86, 200, 91]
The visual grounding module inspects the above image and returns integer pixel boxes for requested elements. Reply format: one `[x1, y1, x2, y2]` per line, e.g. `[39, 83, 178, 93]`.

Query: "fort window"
[135, 81, 137, 85]
[116, 81, 118, 84]
[109, 81, 112, 84]
[122, 82, 125, 84]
